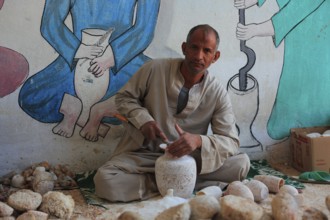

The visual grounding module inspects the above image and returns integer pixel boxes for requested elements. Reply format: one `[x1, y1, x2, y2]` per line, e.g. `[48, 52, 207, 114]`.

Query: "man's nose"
[195, 49, 203, 59]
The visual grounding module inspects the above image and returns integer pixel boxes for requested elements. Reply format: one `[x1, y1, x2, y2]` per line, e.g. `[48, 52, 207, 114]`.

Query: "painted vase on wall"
[227, 73, 262, 152]
[74, 28, 113, 126]
[155, 151, 197, 199]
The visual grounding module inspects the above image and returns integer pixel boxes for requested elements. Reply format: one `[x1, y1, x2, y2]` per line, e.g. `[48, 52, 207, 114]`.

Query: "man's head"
[186, 24, 220, 49]
[181, 24, 221, 76]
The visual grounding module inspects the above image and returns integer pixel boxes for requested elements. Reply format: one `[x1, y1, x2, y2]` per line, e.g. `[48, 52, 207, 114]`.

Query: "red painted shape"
[0, 47, 29, 97]
[0, 0, 4, 10]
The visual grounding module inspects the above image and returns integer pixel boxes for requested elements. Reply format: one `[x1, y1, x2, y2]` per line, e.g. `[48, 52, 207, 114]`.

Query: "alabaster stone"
[155, 153, 197, 199]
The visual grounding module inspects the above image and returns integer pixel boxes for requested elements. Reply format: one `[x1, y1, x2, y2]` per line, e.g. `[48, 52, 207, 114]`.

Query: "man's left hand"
[166, 124, 202, 158]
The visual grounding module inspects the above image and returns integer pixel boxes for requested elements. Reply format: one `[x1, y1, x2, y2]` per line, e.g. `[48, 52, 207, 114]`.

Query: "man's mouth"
[192, 62, 203, 68]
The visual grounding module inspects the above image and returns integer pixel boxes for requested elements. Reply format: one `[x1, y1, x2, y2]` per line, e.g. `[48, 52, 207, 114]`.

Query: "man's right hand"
[140, 121, 169, 144]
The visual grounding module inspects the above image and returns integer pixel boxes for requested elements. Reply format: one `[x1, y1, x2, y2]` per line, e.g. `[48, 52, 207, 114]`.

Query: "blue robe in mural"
[263, 0, 330, 139]
[18, 0, 160, 124]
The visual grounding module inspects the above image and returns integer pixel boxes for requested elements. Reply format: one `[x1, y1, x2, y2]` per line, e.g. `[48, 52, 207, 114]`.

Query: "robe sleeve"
[115, 61, 155, 129]
[271, 0, 325, 47]
[110, 0, 160, 74]
[257, 0, 266, 7]
[200, 87, 240, 174]
[40, 0, 81, 70]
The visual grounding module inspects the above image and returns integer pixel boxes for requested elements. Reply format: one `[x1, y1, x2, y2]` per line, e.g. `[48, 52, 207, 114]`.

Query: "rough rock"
[219, 195, 264, 220]
[302, 207, 328, 220]
[16, 210, 48, 220]
[155, 202, 191, 220]
[189, 195, 220, 220]
[0, 201, 13, 217]
[271, 192, 298, 220]
[39, 191, 75, 219]
[7, 189, 42, 212]
[32, 171, 54, 195]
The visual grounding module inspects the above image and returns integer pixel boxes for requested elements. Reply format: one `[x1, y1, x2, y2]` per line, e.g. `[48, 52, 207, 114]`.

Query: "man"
[94, 24, 250, 202]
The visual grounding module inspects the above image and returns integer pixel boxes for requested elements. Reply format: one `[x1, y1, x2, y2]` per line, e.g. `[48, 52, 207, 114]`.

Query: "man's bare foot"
[52, 94, 82, 138]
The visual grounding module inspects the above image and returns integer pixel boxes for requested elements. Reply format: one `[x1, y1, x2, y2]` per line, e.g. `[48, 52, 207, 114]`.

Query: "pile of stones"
[0, 161, 77, 219]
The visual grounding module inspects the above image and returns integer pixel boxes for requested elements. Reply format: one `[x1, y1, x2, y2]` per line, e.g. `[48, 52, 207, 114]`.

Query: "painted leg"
[80, 97, 117, 141]
[75, 28, 112, 141]
[52, 93, 82, 138]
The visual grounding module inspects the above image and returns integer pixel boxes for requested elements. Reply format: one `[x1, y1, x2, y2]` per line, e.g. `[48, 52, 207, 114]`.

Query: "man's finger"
[175, 123, 185, 136]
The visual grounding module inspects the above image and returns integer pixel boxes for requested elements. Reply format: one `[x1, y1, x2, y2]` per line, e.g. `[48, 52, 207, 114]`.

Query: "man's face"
[182, 29, 220, 75]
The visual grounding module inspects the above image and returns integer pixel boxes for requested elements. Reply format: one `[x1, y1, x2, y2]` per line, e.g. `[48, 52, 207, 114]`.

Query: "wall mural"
[0, 0, 329, 163]
[0, 0, 29, 98]
[231, 0, 330, 152]
[18, 0, 160, 142]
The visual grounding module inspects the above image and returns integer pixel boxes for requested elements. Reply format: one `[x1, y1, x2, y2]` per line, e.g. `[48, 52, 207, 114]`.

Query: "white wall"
[0, 0, 288, 176]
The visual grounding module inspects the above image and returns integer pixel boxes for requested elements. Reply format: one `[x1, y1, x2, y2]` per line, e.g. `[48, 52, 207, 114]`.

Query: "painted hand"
[236, 20, 275, 40]
[89, 46, 115, 77]
[75, 43, 103, 59]
[234, 0, 258, 9]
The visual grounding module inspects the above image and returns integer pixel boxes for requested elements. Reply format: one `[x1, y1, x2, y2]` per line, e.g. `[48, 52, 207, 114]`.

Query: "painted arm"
[40, 1, 80, 70]
[234, 0, 274, 41]
[235, 0, 325, 47]
[40, 0, 103, 70]
[271, 0, 325, 47]
[110, 0, 160, 73]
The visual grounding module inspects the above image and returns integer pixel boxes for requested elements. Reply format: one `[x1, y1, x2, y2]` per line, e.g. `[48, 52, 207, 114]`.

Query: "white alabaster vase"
[155, 152, 197, 199]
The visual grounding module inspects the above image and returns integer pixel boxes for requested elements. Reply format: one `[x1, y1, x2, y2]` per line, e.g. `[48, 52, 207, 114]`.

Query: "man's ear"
[181, 42, 187, 55]
[212, 51, 221, 63]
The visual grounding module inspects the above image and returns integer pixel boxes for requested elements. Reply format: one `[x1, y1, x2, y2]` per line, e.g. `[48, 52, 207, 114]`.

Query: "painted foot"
[52, 93, 82, 138]
[80, 121, 110, 142]
[53, 119, 76, 138]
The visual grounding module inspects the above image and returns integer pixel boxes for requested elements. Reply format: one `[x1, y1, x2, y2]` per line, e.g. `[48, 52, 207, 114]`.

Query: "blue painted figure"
[19, 0, 160, 141]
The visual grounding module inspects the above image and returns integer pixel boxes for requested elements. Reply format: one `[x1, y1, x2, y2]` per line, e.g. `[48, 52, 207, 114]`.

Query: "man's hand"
[140, 121, 169, 144]
[166, 124, 202, 158]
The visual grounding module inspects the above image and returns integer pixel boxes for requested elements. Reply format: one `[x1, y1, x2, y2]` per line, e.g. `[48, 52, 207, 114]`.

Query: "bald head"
[186, 24, 220, 49]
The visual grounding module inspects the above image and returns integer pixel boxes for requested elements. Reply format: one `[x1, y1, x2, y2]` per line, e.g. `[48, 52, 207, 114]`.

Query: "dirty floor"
[66, 162, 330, 219]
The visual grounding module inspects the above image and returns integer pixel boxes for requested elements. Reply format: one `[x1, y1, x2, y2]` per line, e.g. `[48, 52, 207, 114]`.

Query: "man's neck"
[180, 63, 205, 89]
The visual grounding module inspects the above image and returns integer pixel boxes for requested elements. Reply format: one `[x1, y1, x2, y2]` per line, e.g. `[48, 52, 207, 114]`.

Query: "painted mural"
[235, 0, 330, 142]
[0, 0, 329, 175]
[18, 0, 160, 142]
[0, 0, 29, 98]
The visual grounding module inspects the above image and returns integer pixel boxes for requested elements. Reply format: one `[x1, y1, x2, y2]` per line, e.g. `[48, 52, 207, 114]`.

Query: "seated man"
[94, 24, 250, 202]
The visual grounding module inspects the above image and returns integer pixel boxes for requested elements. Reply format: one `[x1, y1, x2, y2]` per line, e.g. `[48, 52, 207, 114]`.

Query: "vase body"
[155, 153, 197, 198]
[227, 73, 262, 151]
[74, 28, 113, 125]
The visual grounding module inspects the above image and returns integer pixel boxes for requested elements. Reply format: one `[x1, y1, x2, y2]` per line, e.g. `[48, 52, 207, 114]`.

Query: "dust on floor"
[68, 163, 330, 219]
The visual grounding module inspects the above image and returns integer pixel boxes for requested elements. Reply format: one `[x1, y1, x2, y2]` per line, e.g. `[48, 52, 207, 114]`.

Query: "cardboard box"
[290, 126, 330, 172]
